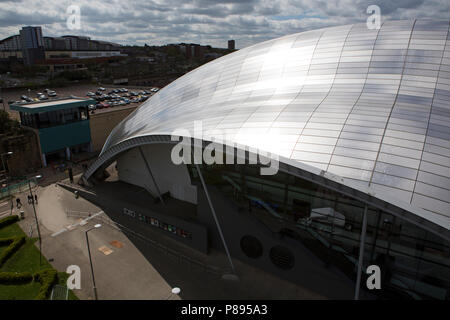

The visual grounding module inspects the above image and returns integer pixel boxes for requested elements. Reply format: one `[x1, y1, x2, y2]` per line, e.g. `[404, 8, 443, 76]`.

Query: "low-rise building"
[10, 97, 95, 167]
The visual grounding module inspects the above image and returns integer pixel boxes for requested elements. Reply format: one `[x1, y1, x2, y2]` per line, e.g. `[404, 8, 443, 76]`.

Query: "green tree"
[0, 110, 20, 135]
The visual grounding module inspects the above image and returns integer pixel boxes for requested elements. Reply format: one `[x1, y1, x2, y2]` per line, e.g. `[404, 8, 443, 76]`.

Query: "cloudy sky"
[0, 0, 449, 49]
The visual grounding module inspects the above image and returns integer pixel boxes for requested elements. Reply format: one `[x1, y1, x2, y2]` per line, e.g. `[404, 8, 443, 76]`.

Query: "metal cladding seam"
[98, 19, 450, 220]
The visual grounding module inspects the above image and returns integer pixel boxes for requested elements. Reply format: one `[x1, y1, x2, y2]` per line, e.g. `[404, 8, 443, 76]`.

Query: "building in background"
[178, 43, 206, 59]
[83, 20, 450, 300]
[0, 27, 123, 65]
[19, 26, 45, 66]
[0, 35, 21, 51]
[228, 39, 235, 50]
[10, 97, 95, 167]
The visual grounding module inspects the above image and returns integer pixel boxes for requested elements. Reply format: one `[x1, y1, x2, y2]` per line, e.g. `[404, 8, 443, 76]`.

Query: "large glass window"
[188, 161, 450, 299]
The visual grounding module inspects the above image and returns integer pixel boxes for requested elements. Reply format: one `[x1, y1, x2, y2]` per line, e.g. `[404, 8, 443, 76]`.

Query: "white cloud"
[0, 0, 448, 48]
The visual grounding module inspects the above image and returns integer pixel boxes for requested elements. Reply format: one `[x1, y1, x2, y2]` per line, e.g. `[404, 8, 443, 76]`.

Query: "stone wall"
[0, 129, 42, 177]
[89, 107, 137, 152]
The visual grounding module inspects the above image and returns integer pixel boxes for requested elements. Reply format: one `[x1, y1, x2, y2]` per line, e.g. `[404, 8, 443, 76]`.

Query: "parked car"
[21, 95, 28, 100]
[48, 91, 57, 97]
[130, 91, 138, 96]
[36, 92, 43, 96]
[88, 104, 96, 111]
[86, 92, 95, 97]
[38, 94, 48, 100]
[98, 87, 106, 91]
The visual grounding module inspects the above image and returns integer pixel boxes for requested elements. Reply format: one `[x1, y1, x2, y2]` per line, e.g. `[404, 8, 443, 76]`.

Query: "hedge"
[0, 236, 26, 267]
[0, 271, 33, 284]
[0, 215, 19, 229]
[0, 238, 14, 246]
[34, 269, 58, 300]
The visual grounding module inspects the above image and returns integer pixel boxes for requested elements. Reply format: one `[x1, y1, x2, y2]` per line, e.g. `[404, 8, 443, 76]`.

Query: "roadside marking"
[98, 246, 113, 255]
[51, 211, 104, 237]
[110, 240, 123, 248]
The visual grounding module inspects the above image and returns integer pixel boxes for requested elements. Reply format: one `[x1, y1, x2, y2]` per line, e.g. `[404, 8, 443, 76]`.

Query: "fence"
[65, 210, 225, 276]
[0, 177, 37, 200]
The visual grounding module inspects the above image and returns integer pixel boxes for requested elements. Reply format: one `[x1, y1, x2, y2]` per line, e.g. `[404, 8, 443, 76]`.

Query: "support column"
[138, 146, 165, 205]
[42, 153, 47, 167]
[196, 164, 236, 276]
[355, 205, 368, 300]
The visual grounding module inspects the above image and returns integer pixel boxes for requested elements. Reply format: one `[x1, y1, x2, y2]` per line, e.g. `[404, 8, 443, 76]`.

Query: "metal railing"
[0, 177, 37, 200]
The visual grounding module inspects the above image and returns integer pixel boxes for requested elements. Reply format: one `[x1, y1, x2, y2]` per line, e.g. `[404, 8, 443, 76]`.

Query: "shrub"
[0, 238, 14, 246]
[0, 215, 19, 229]
[0, 236, 26, 267]
[34, 269, 58, 300]
[0, 272, 33, 284]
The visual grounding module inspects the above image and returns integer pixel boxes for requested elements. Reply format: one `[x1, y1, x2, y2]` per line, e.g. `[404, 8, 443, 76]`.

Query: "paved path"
[15, 184, 180, 300]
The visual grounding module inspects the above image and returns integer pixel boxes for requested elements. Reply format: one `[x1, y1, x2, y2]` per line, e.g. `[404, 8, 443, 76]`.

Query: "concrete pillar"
[42, 153, 47, 167]
[65, 147, 71, 160]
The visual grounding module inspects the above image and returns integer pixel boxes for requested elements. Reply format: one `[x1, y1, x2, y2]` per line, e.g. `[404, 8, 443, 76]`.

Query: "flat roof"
[10, 96, 95, 113]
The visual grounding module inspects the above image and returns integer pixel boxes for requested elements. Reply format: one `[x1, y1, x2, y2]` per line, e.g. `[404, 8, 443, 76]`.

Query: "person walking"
[16, 197, 21, 208]
[34, 194, 38, 204]
[27, 195, 32, 204]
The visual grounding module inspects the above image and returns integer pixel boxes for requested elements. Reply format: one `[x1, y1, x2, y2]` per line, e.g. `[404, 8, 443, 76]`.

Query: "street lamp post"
[28, 174, 42, 265]
[86, 224, 102, 300]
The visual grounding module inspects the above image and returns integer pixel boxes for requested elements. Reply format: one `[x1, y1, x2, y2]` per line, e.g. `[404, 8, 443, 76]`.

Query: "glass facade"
[83, 19, 450, 299]
[19, 106, 89, 129]
[188, 163, 450, 299]
[92, 19, 450, 221]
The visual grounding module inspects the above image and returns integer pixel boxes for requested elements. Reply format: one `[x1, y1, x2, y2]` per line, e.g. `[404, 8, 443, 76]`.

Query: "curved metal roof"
[91, 19, 450, 227]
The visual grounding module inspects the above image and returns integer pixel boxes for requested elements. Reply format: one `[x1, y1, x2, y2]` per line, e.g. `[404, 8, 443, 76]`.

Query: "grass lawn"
[0, 219, 78, 300]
